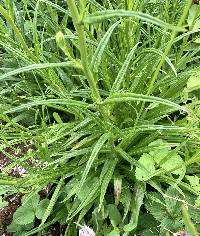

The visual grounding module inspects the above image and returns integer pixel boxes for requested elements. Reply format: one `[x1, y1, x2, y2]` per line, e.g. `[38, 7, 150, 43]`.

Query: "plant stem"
[67, 0, 114, 135]
[134, 0, 193, 127]
[120, 0, 193, 151]
[181, 204, 199, 236]
[147, 0, 192, 96]
[0, 5, 36, 61]
[177, 3, 200, 63]
[0, 179, 18, 185]
[67, 0, 101, 103]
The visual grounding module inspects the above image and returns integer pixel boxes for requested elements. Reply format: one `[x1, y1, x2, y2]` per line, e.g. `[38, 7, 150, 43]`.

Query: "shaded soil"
[0, 142, 58, 235]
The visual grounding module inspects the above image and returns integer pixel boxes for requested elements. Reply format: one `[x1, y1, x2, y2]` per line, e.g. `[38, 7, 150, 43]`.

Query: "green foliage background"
[0, 0, 200, 235]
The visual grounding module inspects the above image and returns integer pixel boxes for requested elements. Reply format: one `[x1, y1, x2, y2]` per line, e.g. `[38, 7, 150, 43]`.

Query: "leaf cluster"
[0, 0, 200, 235]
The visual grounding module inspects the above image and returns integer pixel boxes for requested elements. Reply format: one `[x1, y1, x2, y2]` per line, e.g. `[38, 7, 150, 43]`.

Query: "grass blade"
[144, 48, 177, 77]
[40, 0, 69, 14]
[68, 179, 100, 219]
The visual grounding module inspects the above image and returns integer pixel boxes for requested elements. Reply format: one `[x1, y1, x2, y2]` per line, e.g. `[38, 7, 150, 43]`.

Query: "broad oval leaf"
[13, 206, 35, 225]
[135, 154, 156, 181]
[35, 199, 50, 220]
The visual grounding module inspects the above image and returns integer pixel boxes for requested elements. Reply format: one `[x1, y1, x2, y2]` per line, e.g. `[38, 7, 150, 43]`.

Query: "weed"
[0, 0, 200, 235]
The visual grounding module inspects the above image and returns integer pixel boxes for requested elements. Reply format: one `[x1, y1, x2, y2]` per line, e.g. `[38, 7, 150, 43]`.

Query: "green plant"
[7, 193, 50, 235]
[0, 0, 200, 235]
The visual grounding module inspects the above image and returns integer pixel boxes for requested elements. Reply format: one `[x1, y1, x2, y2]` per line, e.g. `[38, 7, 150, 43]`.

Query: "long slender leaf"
[40, 0, 69, 14]
[0, 5, 33, 58]
[103, 92, 188, 112]
[68, 179, 100, 219]
[90, 21, 119, 72]
[0, 62, 81, 81]
[124, 182, 146, 232]
[181, 204, 199, 236]
[84, 10, 185, 31]
[78, 133, 110, 192]
[4, 99, 88, 114]
[111, 43, 140, 93]
[39, 178, 64, 227]
[99, 156, 118, 211]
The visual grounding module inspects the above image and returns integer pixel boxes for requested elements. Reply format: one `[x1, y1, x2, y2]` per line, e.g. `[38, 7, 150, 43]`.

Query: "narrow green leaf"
[115, 147, 142, 168]
[107, 204, 122, 227]
[144, 48, 177, 77]
[111, 43, 140, 93]
[88, 0, 106, 10]
[0, 113, 27, 131]
[181, 204, 199, 236]
[39, 178, 64, 227]
[99, 157, 118, 211]
[0, 179, 18, 185]
[124, 182, 146, 232]
[0, 62, 81, 81]
[0, 5, 33, 58]
[90, 21, 119, 72]
[40, 0, 69, 14]
[78, 133, 110, 192]
[102, 93, 188, 112]
[68, 179, 100, 219]
[4, 99, 88, 114]
[48, 148, 92, 166]
[84, 10, 185, 32]
[120, 184, 132, 221]
[53, 112, 63, 124]
[0, 40, 32, 63]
